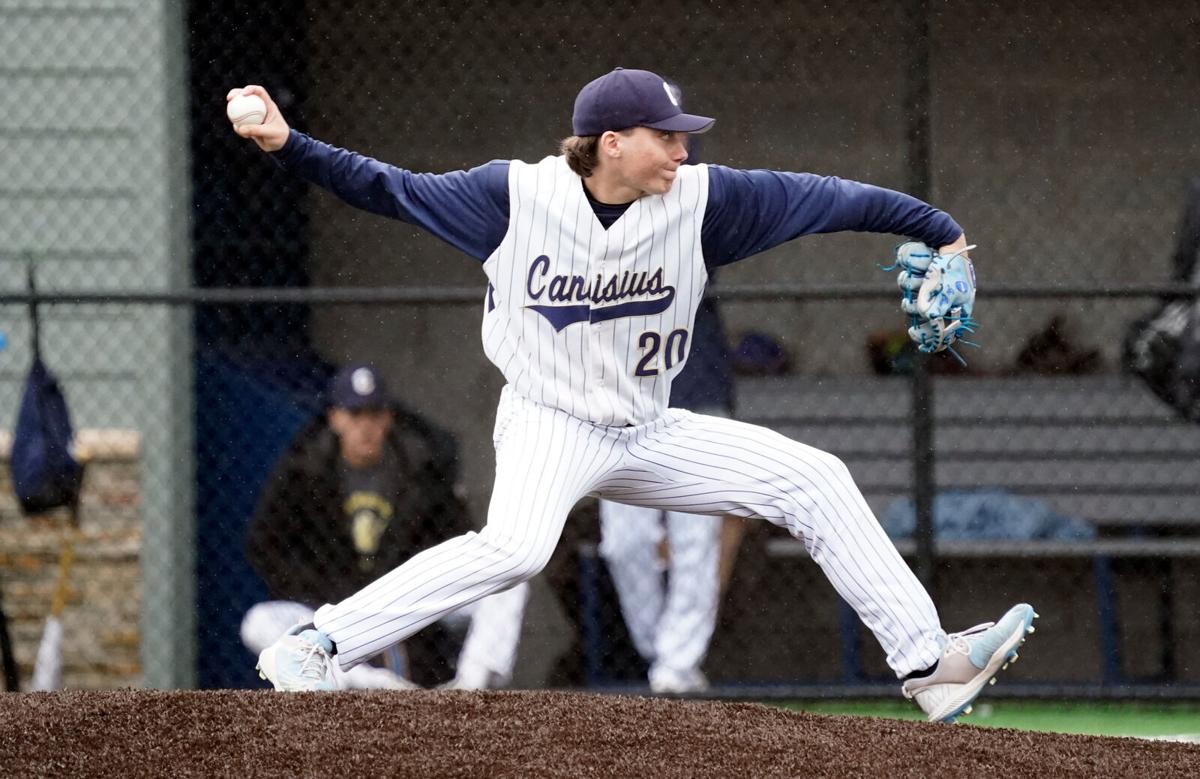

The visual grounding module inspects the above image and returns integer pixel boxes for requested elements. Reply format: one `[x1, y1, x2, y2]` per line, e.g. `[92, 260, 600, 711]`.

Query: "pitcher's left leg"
[604, 410, 945, 677]
[605, 411, 1038, 722]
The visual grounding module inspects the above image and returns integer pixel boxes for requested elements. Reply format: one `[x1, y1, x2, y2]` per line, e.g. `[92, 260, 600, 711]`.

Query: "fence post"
[911, 360, 937, 590]
[905, 0, 937, 591]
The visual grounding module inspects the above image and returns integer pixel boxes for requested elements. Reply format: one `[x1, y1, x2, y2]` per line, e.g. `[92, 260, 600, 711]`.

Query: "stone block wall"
[0, 430, 142, 690]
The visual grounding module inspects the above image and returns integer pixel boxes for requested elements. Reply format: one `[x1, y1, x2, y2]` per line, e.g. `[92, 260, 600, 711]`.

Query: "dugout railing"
[1, 282, 1197, 697]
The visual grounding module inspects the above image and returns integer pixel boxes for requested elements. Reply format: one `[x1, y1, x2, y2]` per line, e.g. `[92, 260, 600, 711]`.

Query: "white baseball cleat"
[438, 659, 507, 691]
[649, 666, 709, 695]
[902, 603, 1038, 723]
[257, 627, 338, 692]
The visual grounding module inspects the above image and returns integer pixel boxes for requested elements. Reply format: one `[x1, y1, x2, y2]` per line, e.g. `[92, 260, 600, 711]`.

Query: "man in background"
[242, 364, 527, 689]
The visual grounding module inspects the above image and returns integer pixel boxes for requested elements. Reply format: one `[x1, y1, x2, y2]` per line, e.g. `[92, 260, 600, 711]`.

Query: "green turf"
[780, 700, 1200, 739]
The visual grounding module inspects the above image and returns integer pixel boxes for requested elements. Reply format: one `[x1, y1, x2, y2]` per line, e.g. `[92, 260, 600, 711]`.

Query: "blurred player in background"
[231, 67, 1036, 724]
[243, 364, 527, 690]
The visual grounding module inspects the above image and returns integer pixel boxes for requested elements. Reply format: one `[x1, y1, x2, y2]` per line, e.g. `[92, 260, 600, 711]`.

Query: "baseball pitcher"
[229, 67, 1036, 723]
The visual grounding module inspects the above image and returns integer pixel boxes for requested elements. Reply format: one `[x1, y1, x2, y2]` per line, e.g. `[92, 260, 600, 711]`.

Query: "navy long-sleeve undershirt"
[273, 129, 962, 268]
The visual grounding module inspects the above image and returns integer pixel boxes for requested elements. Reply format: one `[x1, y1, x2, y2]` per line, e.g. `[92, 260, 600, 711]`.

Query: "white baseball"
[227, 94, 267, 127]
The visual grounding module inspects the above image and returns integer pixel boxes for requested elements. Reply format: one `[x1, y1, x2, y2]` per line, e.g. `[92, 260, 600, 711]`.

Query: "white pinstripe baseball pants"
[315, 386, 947, 677]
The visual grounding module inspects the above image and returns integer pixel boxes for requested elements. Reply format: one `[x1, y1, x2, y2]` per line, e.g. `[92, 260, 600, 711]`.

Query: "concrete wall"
[290, 1, 1200, 684]
[0, 0, 194, 688]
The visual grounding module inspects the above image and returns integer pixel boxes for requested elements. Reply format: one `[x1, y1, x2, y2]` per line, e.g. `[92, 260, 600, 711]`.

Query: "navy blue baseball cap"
[572, 68, 715, 136]
[329, 364, 393, 410]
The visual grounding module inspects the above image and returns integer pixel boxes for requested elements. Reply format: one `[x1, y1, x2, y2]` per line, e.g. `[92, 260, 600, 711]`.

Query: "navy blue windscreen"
[187, 1, 316, 687]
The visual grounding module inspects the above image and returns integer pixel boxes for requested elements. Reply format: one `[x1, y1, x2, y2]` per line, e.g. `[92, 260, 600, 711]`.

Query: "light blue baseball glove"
[884, 242, 979, 364]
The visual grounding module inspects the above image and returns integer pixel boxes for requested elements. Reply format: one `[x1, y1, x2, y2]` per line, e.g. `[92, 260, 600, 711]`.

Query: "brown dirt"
[1, 690, 1197, 778]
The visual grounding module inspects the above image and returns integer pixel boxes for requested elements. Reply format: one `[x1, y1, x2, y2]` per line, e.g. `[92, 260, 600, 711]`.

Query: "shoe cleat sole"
[928, 604, 1039, 724]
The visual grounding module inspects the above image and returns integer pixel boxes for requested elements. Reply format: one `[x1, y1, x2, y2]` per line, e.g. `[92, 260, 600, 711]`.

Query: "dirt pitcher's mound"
[2, 690, 1196, 777]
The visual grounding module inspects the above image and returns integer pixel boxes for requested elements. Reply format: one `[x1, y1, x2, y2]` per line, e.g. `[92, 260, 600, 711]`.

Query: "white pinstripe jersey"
[481, 156, 710, 426]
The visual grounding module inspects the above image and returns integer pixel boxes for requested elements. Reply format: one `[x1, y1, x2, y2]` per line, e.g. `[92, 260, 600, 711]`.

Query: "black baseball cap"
[329, 364, 393, 410]
[572, 68, 715, 136]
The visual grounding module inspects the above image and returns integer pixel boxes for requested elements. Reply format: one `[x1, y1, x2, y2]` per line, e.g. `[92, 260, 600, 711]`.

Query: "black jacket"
[245, 406, 472, 607]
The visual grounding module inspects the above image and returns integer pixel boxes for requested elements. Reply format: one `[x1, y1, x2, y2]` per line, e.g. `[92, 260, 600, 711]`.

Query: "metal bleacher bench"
[737, 374, 1200, 685]
[738, 374, 1200, 536]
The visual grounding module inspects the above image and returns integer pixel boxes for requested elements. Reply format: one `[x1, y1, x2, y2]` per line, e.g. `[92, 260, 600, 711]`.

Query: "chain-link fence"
[1, 0, 1199, 695]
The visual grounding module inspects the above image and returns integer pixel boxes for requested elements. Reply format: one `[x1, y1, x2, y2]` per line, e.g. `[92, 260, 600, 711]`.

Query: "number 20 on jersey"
[635, 329, 689, 377]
